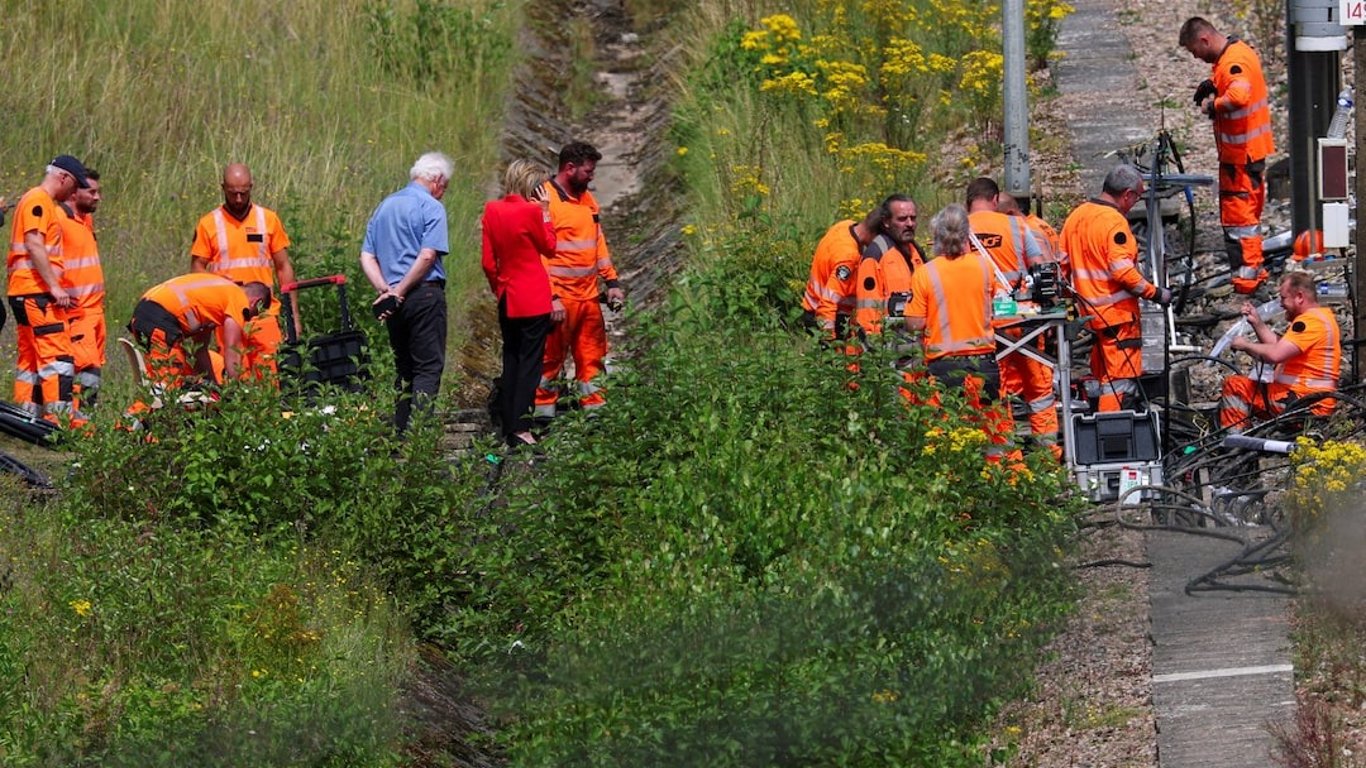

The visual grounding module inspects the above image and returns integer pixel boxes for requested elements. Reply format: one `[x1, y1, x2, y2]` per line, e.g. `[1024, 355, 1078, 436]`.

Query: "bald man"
[190, 163, 298, 379]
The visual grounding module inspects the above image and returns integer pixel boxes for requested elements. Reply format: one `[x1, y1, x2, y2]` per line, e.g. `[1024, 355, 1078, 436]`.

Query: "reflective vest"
[801, 219, 861, 327]
[142, 273, 250, 335]
[7, 186, 64, 296]
[854, 234, 925, 337]
[190, 204, 289, 287]
[968, 209, 1042, 287]
[1211, 39, 1274, 164]
[1059, 199, 1158, 329]
[908, 252, 995, 361]
[1277, 306, 1341, 393]
[59, 211, 103, 312]
[541, 179, 618, 302]
[1023, 213, 1059, 265]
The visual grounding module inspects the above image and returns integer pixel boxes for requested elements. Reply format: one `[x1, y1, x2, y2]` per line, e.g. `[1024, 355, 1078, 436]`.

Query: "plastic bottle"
[1210, 298, 1283, 357]
[1328, 87, 1354, 139]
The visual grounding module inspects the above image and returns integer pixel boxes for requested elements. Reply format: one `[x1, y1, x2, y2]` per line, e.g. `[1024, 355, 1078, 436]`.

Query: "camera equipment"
[887, 291, 911, 317]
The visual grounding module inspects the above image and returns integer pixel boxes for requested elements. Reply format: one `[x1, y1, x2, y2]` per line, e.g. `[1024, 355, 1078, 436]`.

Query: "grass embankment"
[0, 0, 1085, 764]
[0, 0, 518, 764]
[0, 0, 515, 390]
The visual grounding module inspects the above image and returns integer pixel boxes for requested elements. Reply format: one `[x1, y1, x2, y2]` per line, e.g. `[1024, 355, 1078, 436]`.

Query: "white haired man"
[360, 152, 453, 433]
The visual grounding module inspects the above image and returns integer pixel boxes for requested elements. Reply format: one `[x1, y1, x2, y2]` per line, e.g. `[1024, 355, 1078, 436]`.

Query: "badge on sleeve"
[863, 277, 876, 290]
[1231, 65, 1242, 74]
[1292, 321, 1306, 333]
[31, 205, 43, 217]
[836, 265, 851, 281]
[1114, 232, 1127, 245]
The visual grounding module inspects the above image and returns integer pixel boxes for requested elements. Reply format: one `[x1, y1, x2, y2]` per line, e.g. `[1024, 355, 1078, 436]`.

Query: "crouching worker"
[128, 274, 272, 389]
[1220, 271, 1341, 432]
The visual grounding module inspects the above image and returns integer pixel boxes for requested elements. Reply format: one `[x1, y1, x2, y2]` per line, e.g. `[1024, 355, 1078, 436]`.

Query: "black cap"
[50, 155, 90, 189]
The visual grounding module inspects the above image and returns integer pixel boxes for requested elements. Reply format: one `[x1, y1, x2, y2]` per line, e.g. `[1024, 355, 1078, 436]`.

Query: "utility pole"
[1002, 0, 1030, 200]
[1356, 26, 1365, 381]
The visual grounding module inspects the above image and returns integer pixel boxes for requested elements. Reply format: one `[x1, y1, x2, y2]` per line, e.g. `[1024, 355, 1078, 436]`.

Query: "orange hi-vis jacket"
[540, 179, 618, 302]
[802, 219, 861, 328]
[968, 209, 1043, 289]
[59, 211, 103, 312]
[1024, 214, 1060, 265]
[1059, 199, 1159, 330]
[190, 204, 290, 288]
[1277, 305, 1341, 397]
[8, 186, 65, 297]
[142, 274, 251, 337]
[908, 252, 997, 361]
[854, 234, 925, 336]
[1210, 39, 1274, 164]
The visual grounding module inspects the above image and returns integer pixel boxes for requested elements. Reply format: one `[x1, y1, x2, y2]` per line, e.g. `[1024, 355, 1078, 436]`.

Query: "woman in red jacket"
[482, 159, 556, 447]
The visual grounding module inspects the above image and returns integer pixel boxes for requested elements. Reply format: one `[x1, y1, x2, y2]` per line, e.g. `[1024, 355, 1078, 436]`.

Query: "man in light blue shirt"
[360, 151, 453, 432]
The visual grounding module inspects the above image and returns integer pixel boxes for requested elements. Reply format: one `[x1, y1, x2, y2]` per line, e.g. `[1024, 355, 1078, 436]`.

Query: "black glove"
[1153, 286, 1174, 307]
[1193, 79, 1216, 107]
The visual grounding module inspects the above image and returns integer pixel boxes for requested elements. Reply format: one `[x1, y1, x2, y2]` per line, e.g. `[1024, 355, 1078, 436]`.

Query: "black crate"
[279, 330, 369, 393]
[1071, 410, 1160, 465]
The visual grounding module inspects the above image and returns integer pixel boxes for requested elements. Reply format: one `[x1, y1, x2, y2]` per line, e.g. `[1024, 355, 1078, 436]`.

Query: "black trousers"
[927, 354, 1001, 404]
[386, 281, 447, 433]
[497, 299, 551, 440]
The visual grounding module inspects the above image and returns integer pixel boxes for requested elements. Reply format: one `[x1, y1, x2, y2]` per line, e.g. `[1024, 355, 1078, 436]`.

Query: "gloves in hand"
[1193, 79, 1216, 107]
[1154, 286, 1174, 307]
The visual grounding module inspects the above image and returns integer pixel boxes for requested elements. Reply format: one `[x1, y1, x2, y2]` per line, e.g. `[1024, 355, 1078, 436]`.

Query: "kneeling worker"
[1219, 271, 1341, 431]
[128, 274, 272, 386]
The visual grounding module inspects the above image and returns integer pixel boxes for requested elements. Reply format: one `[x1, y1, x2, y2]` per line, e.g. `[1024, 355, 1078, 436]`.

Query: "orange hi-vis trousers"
[1219, 375, 1335, 430]
[535, 296, 607, 417]
[67, 308, 106, 413]
[1092, 319, 1143, 412]
[1220, 161, 1268, 294]
[998, 331, 1059, 455]
[8, 295, 75, 423]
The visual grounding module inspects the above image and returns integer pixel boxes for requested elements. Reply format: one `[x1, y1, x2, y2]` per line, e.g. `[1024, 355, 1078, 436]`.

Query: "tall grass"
[0, 0, 518, 384]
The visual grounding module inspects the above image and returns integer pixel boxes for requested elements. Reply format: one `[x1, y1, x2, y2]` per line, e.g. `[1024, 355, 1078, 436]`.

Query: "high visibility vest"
[1211, 39, 1274, 164]
[191, 204, 288, 287]
[854, 234, 924, 336]
[60, 211, 103, 312]
[908, 252, 995, 361]
[801, 219, 860, 326]
[541, 179, 617, 302]
[1276, 306, 1341, 393]
[1059, 199, 1158, 329]
[968, 209, 1042, 288]
[1024, 214, 1059, 264]
[7, 186, 64, 296]
[142, 273, 250, 335]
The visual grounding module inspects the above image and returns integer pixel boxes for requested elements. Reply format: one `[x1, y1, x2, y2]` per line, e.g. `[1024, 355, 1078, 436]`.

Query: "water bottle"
[1327, 88, 1354, 139]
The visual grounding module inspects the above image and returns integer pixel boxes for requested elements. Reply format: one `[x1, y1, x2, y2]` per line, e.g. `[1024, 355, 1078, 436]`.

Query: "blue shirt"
[362, 182, 449, 286]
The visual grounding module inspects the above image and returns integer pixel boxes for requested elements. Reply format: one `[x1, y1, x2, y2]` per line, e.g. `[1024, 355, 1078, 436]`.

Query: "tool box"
[278, 275, 369, 395]
[1069, 409, 1163, 503]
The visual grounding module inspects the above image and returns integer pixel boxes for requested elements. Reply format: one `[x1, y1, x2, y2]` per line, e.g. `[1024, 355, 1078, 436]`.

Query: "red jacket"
[481, 194, 556, 318]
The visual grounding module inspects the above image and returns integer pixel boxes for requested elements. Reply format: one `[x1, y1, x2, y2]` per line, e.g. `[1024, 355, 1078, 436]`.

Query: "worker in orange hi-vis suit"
[190, 163, 298, 380]
[801, 207, 881, 338]
[1219, 271, 1341, 431]
[1059, 165, 1173, 412]
[1181, 16, 1275, 295]
[127, 274, 273, 387]
[534, 141, 624, 420]
[7, 155, 90, 424]
[966, 177, 1060, 458]
[60, 168, 106, 416]
[852, 195, 925, 339]
[906, 203, 1018, 465]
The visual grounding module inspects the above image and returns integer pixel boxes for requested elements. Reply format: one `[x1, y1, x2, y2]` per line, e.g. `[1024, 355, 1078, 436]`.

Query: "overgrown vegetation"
[0, 0, 1089, 763]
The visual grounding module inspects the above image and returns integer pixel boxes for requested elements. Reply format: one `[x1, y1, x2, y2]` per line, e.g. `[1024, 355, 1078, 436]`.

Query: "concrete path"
[1054, 3, 1297, 765]
[1146, 530, 1294, 767]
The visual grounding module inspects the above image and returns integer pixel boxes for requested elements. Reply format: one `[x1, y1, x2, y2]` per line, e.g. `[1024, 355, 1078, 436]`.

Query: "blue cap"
[50, 155, 90, 189]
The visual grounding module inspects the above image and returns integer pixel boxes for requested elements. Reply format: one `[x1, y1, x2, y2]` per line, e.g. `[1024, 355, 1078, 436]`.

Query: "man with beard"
[534, 141, 625, 420]
[852, 194, 926, 354]
[190, 163, 298, 379]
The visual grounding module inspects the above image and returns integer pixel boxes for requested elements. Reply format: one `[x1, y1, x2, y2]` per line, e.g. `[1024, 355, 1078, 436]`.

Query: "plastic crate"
[1071, 410, 1160, 465]
[278, 275, 370, 394]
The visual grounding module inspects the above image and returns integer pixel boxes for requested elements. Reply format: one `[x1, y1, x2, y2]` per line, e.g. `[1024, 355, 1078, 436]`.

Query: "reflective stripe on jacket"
[59, 212, 103, 311]
[8, 186, 64, 296]
[1059, 199, 1157, 329]
[541, 180, 617, 302]
[1211, 39, 1274, 164]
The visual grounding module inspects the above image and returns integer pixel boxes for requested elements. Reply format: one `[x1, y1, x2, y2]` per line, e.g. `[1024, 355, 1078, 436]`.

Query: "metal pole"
[1002, 0, 1030, 199]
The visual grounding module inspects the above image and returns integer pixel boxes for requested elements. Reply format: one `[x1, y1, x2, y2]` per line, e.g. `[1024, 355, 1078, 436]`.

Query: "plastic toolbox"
[278, 275, 370, 394]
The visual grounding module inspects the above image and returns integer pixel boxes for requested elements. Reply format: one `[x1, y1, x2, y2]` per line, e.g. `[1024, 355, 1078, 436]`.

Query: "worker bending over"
[906, 203, 1015, 463]
[1059, 165, 1172, 411]
[128, 274, 272, 387]
[1219, 271, 1341, 430]
[801, 206, 881, 336]
[966, 177, 1058, 456]
[1180, 16, 1275, 295]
